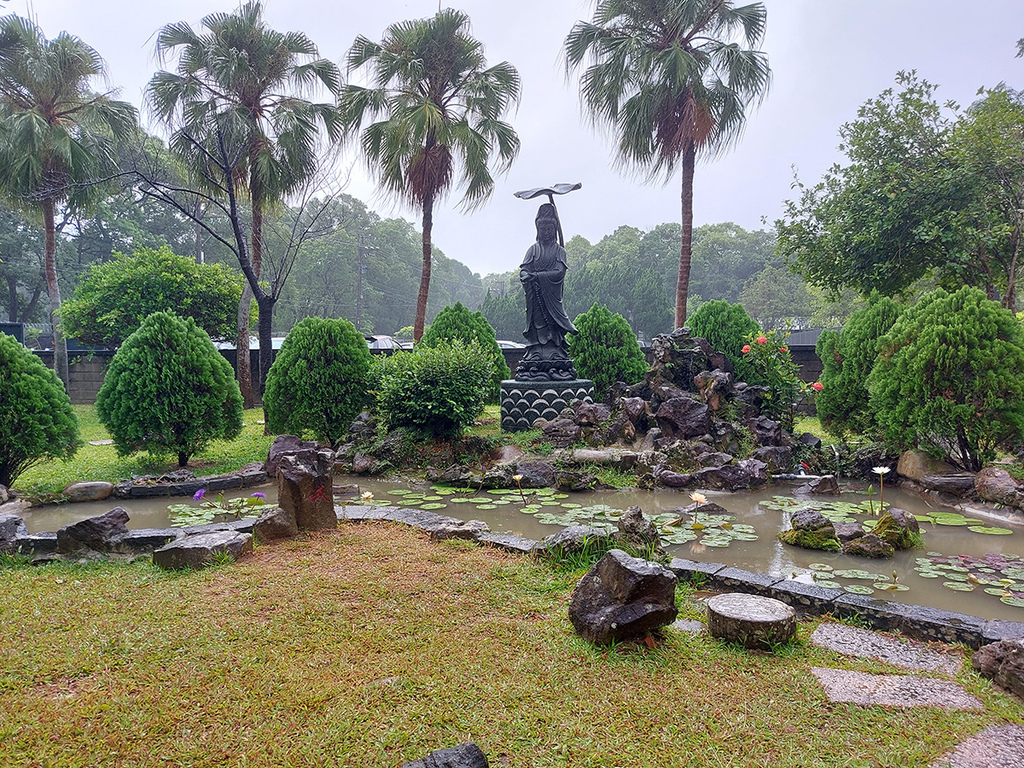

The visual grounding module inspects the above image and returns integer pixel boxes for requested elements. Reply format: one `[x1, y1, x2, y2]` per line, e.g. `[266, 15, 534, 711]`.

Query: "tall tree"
[338, 8, 521, 341]
[0, 15, 136, 386]
[147, 0, 341, 404]
[565, 0, 771, 328]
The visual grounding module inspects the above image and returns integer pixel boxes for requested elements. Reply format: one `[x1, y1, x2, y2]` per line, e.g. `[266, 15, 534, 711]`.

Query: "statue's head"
[535, 203, 558, 244]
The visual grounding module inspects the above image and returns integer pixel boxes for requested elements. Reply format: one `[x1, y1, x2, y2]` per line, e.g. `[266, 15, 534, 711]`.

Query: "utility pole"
[355, 235, 364, 331]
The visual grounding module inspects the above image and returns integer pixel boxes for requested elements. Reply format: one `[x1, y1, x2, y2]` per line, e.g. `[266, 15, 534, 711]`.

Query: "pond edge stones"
[568, 548, 678, 644]
[707, 592, 797, 650]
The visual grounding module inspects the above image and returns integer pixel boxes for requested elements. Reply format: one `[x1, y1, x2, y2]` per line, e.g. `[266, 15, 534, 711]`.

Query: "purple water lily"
[193, 488, 206, 501]
[250, 492, 266, 499]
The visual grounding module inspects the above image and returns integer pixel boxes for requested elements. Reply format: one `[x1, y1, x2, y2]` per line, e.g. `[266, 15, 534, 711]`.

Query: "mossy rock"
[872, 509, 919, 550]
[778, 528, 841, 553]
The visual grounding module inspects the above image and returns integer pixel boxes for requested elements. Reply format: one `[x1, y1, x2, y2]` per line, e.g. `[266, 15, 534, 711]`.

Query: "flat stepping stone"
[707, 593, 796, 649]
[930, 724, 1024, 767]
[811, 622, 962, 675]
[811, 668, 983, 709]
[671, 618, 705, 634]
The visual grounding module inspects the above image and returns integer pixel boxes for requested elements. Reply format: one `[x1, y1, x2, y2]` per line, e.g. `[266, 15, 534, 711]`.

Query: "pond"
[20, 477, 1024, 622]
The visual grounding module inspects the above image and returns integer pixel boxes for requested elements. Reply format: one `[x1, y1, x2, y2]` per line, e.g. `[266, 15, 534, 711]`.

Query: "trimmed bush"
[264, 317, 373, 444]
[375, 340, 493, 439]
[96, 312, 243, 467]
[688, 300, 761, 384]
[870, 287, 1024, 470]
[419, 302, 510, 403]
[568, 303, 647, 395]
[60, 246, 245, 347]
[816, 293, 902, 437]
[0, 332, 79, 487]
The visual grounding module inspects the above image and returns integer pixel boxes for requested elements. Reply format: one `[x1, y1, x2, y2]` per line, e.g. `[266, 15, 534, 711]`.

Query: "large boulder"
[777, 509, 840, 552]
[872, 508, 920, 550]
[842, 532, 894, 559]
[693, 369, 733, 411]
[538, 417, 581, 448]
[265, 434, 322, 477]
[693, 459, 768, 491]
[400, 742, 489, 768]
[973, 639, 1024, 701]
[56, 508, 130, 554]
[652, 465, 693, 488]
[975, 467, 1023, 507]
[752, 446, 793, 474]
[896, 450, 957, 482]
[60, 481, 113, 503]
[277, 449, 336, 531]
[153, 530, 253, 570]
[654, 396, 712, 440]
[794, 475, 841, 496]
[514, 460, 557, 489]
[0, 512, 28, 554]
[568, 549, 678, 644]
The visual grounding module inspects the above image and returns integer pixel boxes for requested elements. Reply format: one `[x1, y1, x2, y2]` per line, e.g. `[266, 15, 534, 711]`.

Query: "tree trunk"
[238, 198, 264, 408]
[674, 142, 697, 330]
[414, 192, 434, 342]
[178, 451, 188, 468]
[20, 286, 41, 324]
[6, 276, 16, 322]
[256, 292, 276, 401]
[42, 199, 68, 388]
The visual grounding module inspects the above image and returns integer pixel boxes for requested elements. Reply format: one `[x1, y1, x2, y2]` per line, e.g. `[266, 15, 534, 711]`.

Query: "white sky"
[14, 0, 1024, 277]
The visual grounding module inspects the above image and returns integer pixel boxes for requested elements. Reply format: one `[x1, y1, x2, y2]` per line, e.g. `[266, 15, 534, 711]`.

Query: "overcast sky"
[14, 0, 1024, 278]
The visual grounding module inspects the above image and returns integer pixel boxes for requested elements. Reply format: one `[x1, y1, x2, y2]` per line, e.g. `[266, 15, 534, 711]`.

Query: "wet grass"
[14, 405, 275, 498]
[1, 523, 1021, 768]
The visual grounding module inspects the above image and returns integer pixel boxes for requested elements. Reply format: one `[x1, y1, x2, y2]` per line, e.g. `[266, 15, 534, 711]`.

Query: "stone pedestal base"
[500, 379, 594, 432]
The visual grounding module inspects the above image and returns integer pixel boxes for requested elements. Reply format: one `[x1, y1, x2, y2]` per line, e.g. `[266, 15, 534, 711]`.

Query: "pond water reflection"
[22, 478, 1024, 622]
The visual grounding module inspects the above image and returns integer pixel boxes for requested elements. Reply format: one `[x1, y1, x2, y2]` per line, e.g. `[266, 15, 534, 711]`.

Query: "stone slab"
[811, 667, 982, 709]
[982, 619, 1024, 644]
[668, 557, 727, 583]
[337, 505, 394, 522]
[477, 532, 539, 555]
[811, 622, 962, 674]
[930, 724, 1024, 768]
[766, 579, 844, 614]
[181, 518, 255, 535]
[709, 566, 783, 597]
[115, 528, 182, 553]
[13, 531, 57, 554]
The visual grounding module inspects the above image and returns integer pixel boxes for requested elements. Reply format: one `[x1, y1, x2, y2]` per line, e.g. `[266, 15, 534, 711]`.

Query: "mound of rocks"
[778, 507, 919, 560]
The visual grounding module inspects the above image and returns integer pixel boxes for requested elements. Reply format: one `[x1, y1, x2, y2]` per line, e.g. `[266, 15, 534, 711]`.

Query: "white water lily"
[872, 466, 891, 475]
[360, 491, 374, 502]
[873, 467, 890, 511]
[689, 492, 708, 505]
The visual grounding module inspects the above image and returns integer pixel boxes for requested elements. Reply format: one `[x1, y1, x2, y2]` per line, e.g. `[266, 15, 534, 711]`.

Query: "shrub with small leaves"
[568, 303, 647, 396]
[687, 300, 762, 385]
[375, 340, 493, 439]
[264, 317, 372, 444]
[870, 286, 1024, 471]
[419, 302, 510, 403]
[741, 329, 818, 429]
[0, 332, 79, 487]
[96, 312, 243, 468]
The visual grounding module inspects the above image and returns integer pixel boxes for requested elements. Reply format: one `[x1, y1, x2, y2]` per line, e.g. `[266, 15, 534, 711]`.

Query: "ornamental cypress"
[0, 332, 79, 487]
[568, 303, 647, 396]
[419, 302, 510, 403]
[687, 300, 761, 385]
[96, 312, 243, 467]
[264, 317, 373, 444]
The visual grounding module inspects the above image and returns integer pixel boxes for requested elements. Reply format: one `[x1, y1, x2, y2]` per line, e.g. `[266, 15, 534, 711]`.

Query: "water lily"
[250, 492, 266, 499]
[873, 466, 891, 511]
[360, 491, 374, 502]
[689, 492, 707, 505]
[512, 474, 527, 505]
[193, 488, 206, 501]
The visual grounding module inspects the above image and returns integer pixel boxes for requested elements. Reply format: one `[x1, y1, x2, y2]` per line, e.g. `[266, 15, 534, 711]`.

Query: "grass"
[14, 405, 275, 498]
[1, 525, 1021, 768]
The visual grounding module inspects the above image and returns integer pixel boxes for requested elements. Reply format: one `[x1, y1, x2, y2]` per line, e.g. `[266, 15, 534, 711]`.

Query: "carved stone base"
[500, 379, 594, 432]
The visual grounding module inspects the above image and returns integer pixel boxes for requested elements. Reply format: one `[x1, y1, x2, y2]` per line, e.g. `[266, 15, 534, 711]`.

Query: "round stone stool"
[706, 593, 797, 650]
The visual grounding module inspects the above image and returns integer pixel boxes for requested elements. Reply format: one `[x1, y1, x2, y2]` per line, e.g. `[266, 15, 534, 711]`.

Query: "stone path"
[811, 621, 962, 675]
[930, 724, 1024, 768]
[810, 667, 983, 709]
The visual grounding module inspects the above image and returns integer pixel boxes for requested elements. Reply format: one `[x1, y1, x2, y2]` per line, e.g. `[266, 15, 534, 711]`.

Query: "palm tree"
[565, 0, 771, 328]
[0, 15, 137, 388]
[338, 8, 521, 341]
[147, 1, 340, 405]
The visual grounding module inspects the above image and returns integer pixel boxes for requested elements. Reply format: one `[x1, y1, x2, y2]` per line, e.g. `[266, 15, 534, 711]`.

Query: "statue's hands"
[520, 271, 535, 283]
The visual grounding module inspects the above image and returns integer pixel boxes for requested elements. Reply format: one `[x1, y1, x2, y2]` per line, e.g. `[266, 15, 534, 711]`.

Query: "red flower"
[755, 336, 767, 344]
[779, 347, 788, 353]
[811, 381, 824, 391]
[741, 344, 751, 354]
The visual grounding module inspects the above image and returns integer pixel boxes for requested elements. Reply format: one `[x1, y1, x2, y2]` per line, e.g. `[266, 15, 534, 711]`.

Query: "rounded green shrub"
[419, 302, 510, 403]
[96, 312, 243, 467]
[816, 293, 902, 437]
[375, 340, 493, 439]
[264, 317, 373, 444]
[0, 332, 79, 487]
[869, 286, 1024, 470]
[568, 303, 647, 396]
[687, 300, 761, 384]
[60, 246, 245, 347]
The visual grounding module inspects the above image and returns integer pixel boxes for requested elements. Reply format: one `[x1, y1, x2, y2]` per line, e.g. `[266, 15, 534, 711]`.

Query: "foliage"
[568, 303, 647, 395]
[739, 266, 813, 329]
[564, 0, 771, 327]
[60, 246, 244, 347]
[687, 300, 761, 385]
[419, 302, 510, 403]
[741, 329, 816, 429]
[263, 317, 372, 444]
[0, 331, 79, 486]
[338, 8, 520, 340]
[96, 312, 243, 467]
[479, 289, 523, 342]
[374, 340, 493, 439]
[870, 286, 1024, 471]
[815, 293, 903, 438]
[167, 490, 270, 528]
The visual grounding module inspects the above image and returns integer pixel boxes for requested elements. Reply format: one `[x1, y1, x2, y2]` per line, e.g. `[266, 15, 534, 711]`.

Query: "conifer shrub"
[687, 300, 761, 384]
[568, 303, 647, 396]
[263, 317, 373, 444]
[0, 332, 79, 487]
[96, 312, 243, 468]
[869, 287, 1024, 471]
[816, 293, 902, 437]
[419, 302, 510, 403]
[374, 340, 493, 439]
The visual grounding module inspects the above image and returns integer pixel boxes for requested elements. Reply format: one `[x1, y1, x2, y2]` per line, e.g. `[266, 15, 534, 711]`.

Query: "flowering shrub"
[741, 329, 821, 429]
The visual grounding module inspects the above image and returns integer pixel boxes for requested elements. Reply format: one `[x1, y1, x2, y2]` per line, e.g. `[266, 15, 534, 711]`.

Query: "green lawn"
[1, 524, 1020, 768]
[14, 405, 275, 498]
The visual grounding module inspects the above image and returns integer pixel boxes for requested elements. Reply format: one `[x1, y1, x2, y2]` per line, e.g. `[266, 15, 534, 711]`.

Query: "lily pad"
[999, 596, 1024, 608]
[421, 503, 447, 510]
[943, 582, 975, 592]
[815, 580, 842, 589]
[833, 569, 873, 580]
[874, 582, 910, 592]
[843, 584, 875, 595]
[968, 526, 1012, 535]
[808, 563, 835, 572]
